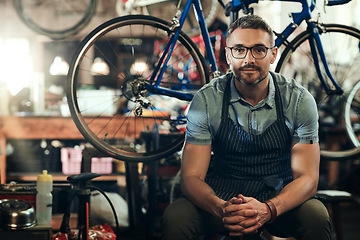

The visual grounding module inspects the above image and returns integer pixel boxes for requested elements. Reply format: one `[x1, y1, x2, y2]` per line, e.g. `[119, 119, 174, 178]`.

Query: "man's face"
[226, 28, 278, 86]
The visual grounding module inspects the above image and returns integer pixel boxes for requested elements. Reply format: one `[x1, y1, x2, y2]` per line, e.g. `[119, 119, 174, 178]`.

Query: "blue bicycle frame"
[231, 0, 351, 94]
[147, 0, 219, 101]
[149, 0, 352, 102]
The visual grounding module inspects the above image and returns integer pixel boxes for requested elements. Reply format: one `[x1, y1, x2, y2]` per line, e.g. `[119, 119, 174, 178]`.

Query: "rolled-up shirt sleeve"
[185, 91, 213, 145]
[292, 89, 319, 144]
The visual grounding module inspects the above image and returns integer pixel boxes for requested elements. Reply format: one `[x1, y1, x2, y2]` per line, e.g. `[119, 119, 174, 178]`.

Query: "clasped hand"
[222, 194, 271, 236]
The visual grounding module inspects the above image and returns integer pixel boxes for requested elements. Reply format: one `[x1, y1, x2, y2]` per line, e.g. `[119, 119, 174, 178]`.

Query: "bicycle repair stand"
[60, 172, 101, 240]
[63, 147, 145, 239]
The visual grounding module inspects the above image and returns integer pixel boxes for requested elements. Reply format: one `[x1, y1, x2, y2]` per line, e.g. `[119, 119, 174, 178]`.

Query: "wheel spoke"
[67, 16, 208, 162]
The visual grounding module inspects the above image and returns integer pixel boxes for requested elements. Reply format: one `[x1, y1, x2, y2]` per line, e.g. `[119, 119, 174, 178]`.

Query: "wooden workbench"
[0, 116, 153, 184]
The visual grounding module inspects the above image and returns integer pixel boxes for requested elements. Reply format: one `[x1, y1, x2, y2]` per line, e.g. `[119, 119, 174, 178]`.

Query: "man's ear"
[270, 47, 278, 64]
[225, 47, 232, 65]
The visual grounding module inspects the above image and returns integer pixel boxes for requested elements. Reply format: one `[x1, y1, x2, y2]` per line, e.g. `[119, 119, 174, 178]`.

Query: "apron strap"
[270, 71, 285, 122]
[220, 74, 232, 120]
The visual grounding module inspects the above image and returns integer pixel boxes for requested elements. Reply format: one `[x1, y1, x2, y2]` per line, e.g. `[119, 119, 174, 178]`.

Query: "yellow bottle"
[36, 170, 53, 226]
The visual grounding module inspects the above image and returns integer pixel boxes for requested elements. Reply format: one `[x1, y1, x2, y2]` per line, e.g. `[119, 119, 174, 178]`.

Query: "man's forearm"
[269, 174, 318, 217]
[269, 143, 321, 218]
[181, 176, 226, 219]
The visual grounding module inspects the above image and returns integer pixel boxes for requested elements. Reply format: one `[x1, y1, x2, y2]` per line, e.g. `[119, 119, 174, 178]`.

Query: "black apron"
[205, 72, 293, 202]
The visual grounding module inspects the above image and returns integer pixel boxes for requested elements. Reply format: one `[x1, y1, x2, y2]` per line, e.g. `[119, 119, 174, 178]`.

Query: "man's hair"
[226, 15, 274, 46]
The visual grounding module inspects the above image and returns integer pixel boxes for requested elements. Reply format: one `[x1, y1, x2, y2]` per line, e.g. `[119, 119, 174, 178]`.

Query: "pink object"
[61, 148, 113, 175]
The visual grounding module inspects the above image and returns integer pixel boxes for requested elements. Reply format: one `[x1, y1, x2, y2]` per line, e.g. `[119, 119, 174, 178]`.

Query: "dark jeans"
[162, 197, 335, 240]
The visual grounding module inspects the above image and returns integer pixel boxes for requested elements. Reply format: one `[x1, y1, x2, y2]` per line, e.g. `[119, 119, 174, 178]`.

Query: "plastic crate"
[61, 148, 113, 175]
[61, 148, 82, 175]
[91, 157, 113, 174]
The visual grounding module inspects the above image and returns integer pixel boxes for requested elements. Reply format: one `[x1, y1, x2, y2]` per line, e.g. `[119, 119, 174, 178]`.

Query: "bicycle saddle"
[67, 172, 101, 183]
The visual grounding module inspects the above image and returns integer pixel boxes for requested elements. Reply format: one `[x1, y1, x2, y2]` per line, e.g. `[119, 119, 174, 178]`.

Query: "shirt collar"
[229, 72, 275, 109]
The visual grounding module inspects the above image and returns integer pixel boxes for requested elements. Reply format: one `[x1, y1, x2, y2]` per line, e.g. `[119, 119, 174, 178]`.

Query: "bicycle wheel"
[13, 0, 97, 40]
[275, 23, 360, 158]
[345, 80, 360, 148]
[116, 0, 219, 34]
[66, 15, 209, 162]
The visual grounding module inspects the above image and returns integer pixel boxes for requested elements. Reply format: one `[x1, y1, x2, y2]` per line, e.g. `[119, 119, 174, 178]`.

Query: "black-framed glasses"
[227, 45, 274, 59]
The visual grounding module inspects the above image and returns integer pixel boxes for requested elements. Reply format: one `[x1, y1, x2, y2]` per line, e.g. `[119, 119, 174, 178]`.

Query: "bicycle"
[13, 0, 219, 40]
[66, 0, 360, 163]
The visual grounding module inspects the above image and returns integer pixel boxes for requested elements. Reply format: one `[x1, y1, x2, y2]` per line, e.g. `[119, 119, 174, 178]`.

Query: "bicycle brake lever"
[245, 7, 254, 15]
[326, 88, 344, 96]
[224, 2, 233, 17]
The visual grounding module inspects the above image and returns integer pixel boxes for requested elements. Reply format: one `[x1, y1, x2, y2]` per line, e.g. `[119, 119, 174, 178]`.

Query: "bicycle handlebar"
[227, 0, 352, 10]
[326, 0, 352, 6]
[226, 0, 318, 17]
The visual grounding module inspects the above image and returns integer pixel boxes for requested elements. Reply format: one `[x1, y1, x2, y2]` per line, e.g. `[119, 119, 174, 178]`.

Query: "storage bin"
[61, 148, 113, 175]
[91, 157, 113, 174]
[61, 148, 82, 175]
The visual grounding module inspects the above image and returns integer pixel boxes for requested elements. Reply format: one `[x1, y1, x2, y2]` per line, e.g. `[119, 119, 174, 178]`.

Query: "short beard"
[232, 64, 267, 86]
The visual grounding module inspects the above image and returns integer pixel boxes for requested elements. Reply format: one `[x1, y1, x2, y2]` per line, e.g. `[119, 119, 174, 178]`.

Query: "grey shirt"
[185, 71, 319, 145]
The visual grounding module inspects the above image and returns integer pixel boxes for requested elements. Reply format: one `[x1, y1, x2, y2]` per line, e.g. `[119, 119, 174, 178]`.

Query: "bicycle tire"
[345, 80, 360, 148]
[13, 0, 97, 40]
[116, 0, 219, 34]
[66, 15, 209, 162]
[275, 23, 360, 158]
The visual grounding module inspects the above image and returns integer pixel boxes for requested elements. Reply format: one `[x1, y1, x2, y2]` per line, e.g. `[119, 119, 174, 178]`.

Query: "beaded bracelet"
[264, 200, 277, 223]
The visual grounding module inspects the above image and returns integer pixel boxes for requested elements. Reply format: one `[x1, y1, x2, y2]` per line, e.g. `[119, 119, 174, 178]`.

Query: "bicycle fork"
[308, 21, 343, 95]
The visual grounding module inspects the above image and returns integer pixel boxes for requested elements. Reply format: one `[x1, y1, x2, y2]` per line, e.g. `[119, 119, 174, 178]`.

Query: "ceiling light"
[90, 57, 110, 76]
[49, 56, 69, 76]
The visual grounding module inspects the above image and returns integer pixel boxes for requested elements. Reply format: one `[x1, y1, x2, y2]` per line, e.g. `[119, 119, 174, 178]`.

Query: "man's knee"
[162, 198, 200, 240]
[297, 199, 335, 239]
[300, 199, 331, 225]
[163, 198, 198, 225]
